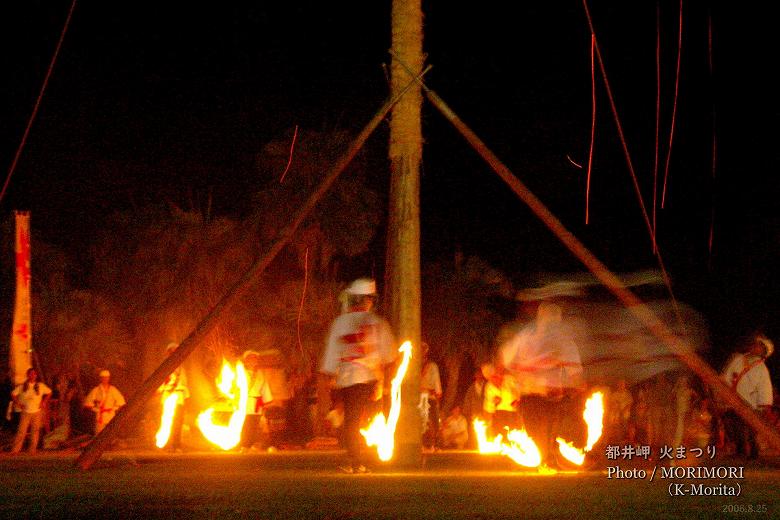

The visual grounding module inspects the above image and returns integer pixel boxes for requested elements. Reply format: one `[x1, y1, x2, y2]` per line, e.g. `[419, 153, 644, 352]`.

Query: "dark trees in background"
[422, 253, 514, 413]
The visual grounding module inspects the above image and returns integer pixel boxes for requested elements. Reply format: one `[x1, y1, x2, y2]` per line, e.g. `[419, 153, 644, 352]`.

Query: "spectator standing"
[240, 350, 274, 452]
[10, 368, 51, 454]
[672, 374, 696, 449]
[720, 333, 774, 459]
[83, 369, 126, 435]
[53, 374, 76, 434]
[158, 342, 190, 452]
[259, 349, 291, 448]
[606, 379, 633, 444]
[420, 342, 442, 451]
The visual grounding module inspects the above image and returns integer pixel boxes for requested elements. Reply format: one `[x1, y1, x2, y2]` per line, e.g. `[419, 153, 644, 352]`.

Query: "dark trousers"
[723, 410, 759, 459]
[341, 382, 375, 468]
[164, 404, 184, 451]
[492, 409, 522, 436]
[241, 413, 263, 449]
[521, 394, 583, 466]
[422, 398, 441, 449]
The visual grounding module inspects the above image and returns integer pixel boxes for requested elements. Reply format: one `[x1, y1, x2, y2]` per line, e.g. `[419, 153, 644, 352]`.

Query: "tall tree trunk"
[387, 0, 423, 467]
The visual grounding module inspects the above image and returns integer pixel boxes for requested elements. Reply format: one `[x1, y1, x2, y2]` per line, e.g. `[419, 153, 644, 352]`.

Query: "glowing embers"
[360, 341, 412, 461]
[555, 391, 604, 466]
[196, 360, 249, 450]
[155, 392, 181, 449]
[473, 419, 542, 468]
[474, 391, 604, 469]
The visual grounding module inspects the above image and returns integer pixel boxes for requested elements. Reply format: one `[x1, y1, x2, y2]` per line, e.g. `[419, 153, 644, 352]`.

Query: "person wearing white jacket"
[320, 278, 396, 473]
[720, 333, 774, 459]
[84, 369, 126, 435]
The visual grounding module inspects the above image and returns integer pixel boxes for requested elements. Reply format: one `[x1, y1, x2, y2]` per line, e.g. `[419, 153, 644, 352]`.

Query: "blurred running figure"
[720, 332, 774, 459]
[500, 301, 585, 467]
[320, 278, 396, 474]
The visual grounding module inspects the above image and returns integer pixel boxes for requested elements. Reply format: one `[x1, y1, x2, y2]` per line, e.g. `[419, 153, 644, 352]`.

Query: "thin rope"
[585, 34, 596, 225]
[582, 0, 683, 325]
[707, 11, 717, 259]
[0, 0, 78, 204]
[653, 2, 662, 253]
[295, 247, 309, 364]
[661, 0, 684, 208]
[279, 125, 299, 183]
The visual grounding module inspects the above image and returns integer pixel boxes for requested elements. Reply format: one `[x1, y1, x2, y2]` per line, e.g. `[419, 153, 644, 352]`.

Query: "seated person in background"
[440, 405, 468, 449]
[482, 364, 521, 436]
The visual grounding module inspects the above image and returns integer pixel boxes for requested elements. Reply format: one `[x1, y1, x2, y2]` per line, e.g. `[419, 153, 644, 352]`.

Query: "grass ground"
[0, 450, 776, 519]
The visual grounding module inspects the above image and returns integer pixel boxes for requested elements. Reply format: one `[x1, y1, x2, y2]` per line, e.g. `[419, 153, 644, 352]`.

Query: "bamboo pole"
[75, 72, 428, 470]
[421, 85, 780, 454]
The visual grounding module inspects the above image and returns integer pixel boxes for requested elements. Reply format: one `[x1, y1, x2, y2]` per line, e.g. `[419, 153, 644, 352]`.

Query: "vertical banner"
[10, 211, 32, 385]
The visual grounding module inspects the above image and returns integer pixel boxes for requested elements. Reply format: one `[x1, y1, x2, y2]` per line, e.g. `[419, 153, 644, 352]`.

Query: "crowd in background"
[2, 284, 777, 466]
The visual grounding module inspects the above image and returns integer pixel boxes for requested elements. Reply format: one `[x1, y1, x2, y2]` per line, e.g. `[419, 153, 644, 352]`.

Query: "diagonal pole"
[75, 70, 429, 470]
[392, 58, 780, 454]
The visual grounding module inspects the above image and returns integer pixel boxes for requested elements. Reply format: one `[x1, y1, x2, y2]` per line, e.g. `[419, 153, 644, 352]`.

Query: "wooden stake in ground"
[75, 77, 426, 470]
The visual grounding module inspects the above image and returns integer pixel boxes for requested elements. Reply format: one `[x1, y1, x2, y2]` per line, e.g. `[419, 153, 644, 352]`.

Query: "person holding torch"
[320, 278, 396, 474]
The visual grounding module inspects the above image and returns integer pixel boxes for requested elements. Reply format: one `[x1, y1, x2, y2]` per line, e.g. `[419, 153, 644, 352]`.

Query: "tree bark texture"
[387, 0, 424, 467]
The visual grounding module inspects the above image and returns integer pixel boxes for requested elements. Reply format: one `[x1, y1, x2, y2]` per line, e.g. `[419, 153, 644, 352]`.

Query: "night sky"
[1, 1, 778, 367]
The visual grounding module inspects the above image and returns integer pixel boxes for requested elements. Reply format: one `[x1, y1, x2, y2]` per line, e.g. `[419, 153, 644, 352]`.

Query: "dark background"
[1, 1, 777, 371]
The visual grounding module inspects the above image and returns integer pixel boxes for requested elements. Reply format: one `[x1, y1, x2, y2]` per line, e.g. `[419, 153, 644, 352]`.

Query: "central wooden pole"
[387, 0, 424, 467]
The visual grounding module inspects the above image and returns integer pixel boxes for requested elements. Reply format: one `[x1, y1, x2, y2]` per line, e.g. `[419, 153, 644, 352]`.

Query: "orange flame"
[473, 418, 542, 468]
[196, 359, 249, 450]
[360, 341, 412, 461]
[474, 391, 604, 469]
[473, 418, 503, 454]
[155, 392, 181, 449]
[555, 437, 586, 465]
[555, 391, 604, 466]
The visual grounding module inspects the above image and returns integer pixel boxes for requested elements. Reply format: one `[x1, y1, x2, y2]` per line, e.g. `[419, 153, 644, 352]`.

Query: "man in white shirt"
[320, 278, 396, 473]
[240, 350, 274, 452]
[259, 349, 290, 449]
[84, 369, 126, 435]
[720, 333, 774, 459]
[11, 368, 51, 454]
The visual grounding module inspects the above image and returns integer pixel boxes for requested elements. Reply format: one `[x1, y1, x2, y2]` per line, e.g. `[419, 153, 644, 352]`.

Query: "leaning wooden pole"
[387, 0, 424, 468]
[75, 76, 426, 470]
[422, 86, 780, 454]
